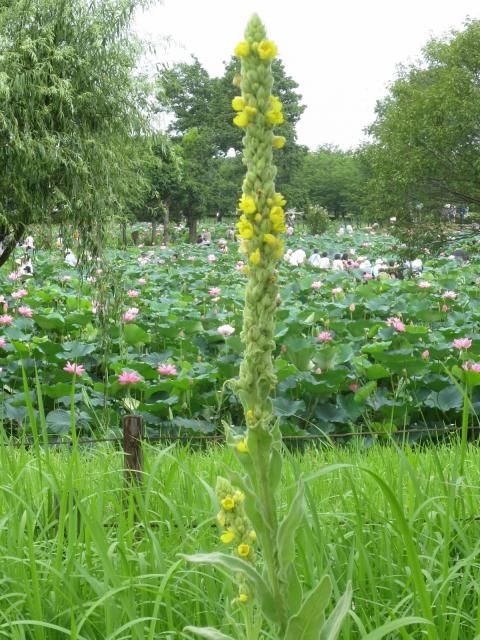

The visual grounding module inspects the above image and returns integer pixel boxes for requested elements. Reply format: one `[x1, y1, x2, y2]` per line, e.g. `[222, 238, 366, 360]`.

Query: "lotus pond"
[1, 228, 479, 441]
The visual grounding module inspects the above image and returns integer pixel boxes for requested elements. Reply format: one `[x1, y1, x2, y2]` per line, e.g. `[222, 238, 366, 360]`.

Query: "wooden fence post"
[123, 415, 144, 485]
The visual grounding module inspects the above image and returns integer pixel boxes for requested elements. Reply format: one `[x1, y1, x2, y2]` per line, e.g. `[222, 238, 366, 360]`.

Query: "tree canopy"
[0, 0, 153, 261]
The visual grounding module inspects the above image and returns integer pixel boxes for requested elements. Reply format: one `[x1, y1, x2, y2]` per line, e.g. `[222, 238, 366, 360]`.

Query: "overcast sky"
[135, 0, 479, 150]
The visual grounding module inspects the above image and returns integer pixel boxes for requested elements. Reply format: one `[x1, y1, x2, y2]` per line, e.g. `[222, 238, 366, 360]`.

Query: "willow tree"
[0, 0, 153, 262]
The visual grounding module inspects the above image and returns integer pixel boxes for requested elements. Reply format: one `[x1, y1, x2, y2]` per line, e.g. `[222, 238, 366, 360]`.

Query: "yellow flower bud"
[221, 496, 235, 511]
[220, 530, 235, 544]
[234, 41, 250, 58]
[273, 192, 286, 207]
[269, 95, 283, 112]
[233, 111, 249, 128]
[216, 511, 225, 527]
[245, 106, 257, 117]
[257, 40, 278, 60]
[236, 438, 249, 454]
[249, 249, 261, 266]
[254, 213, 262, 222]
[232, 96, 245, 111]
[237, 543, 250, 557]
[246, 409, 254, 421]
[239, 593, 248, 604]
[233, 490, 245, 503]
[273, 136, 286, 149]
[263, 233, 277, 246]
[248, 530, 257, 542]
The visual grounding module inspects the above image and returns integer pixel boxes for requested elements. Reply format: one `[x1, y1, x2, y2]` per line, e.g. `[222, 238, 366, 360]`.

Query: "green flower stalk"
[184, 15, 351, 640]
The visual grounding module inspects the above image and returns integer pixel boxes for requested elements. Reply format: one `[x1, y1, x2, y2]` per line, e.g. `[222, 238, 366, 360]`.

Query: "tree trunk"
[188, 214, 197, 244]
[151, 220, 157, 245]
[120, 222, 127, 247]
[163, 206, 170, 244]
[0, 223, 25, 268]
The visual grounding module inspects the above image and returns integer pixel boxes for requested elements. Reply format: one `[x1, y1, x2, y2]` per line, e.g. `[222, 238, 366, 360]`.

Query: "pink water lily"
[349, 383, 359, 392]
[18, 306, 32, 318]
[386, 317, 405, 332]
[331, 287, 343, 295]
[127, 290, 140, 298]
[62, 275, 72, 282]
[118, 370, 142, 385]
[311, 281, 322, 289]
[453, 338, 472, 350]
[463, 361, 480, 373]
[0, 315, 13, 326]
[422, 350, 430, 360]
[349, 303, 356, 312]
[442, 291, 457, 300]
[217, 324, 235, 337]
[123, 307, 139, 322]
[208, 254, 216, 263]
[418, 281, 431, 289]
[157, 363, 177, 376]
[0, 337, 6, 348]
[63, 362, 86, 376]
[317, 331, 333, 343]
[137, 278, 147, 285]
[8, 271, 21, 281]
[11, 289, 28, 300]
[208, 287, 221, 296]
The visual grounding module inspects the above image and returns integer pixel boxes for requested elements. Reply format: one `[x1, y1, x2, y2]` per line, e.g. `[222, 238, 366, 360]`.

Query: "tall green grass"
[1, 440, 480, 638]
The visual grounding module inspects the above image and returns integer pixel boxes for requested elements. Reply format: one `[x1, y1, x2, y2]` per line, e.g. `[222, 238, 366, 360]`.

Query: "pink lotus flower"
[217, 324, 235, 337]
[18, 306, 32, 318]
[392, 320, 405, 332]
[122, 307, 139, 322]
[137, 278, 147, 285]
[311, 281, 322, 289]
[208, 287, 221, 296]
[363, 273, 373, 280]
[349, 383, 359, 392]
[331, 287, 343, 295]
[0, 337, 6, 348]
[462, 361, 480, 373]
[157, 363, 177, 376]
[317, 331, 333, 343]
[0, 315, 13, 326]
[349, 303, 356, 312]
[207, 254, 216, 263]
[422, 350, 430, 360]
[63, 361, 86, 376]
[118, 370, 142, 385]
[11, 289, 28, 300]
[453, 338, 472, 350]
[418, 281, 431, 289]
[127, 290, 139, 298]
[442, 291, 457, 300]
[315, 367, 322, 375]
[8, 271, 21, 281]
[3, 303, 8, 313]
[441, 304, 449, 313]
[62, 275, 72, 282]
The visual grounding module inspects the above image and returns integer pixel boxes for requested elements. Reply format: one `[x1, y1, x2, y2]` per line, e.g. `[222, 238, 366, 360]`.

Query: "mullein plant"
[184, 15, 351, 639]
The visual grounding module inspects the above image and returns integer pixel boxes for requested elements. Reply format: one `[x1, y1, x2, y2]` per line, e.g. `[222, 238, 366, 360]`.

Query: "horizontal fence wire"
[1, 424, 479, 447]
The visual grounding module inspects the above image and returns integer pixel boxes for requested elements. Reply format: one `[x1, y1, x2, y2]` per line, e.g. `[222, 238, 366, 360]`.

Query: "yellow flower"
[233, 490, 245, 503]
[233, 111, 249, 128]
[263, 233, 277, 246]
[216, 511, 225, 527]
[237, 543, 250, 557]
[221, 496, 235, 511]
[269, 206, 286, 233]
[220, 530, 235, 544]
[246, 409, 254, 421]
[273, 192, 286, 207]
[269, 95, 283, 112]
[249, 249, 261, 266]
[245, 106, 257, 117]
[232, 96, 245, 111]
[239, 194, 256, 214]
[257, 40, 278, 60]
[239, 593, 249, 604]
[236, 438, 249, 454]
[273, 136, 286, 149]
[237, 216, 254, 240]
[266, 110, 284, 126]
[248, 530, 257, 542]
[234, 41, 250, 57]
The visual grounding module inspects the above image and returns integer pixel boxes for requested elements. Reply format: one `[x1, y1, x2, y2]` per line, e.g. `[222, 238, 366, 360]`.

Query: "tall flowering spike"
[234, 14, 285, 427]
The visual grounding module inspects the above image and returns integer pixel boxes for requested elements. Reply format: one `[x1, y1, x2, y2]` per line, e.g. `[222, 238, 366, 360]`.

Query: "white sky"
[135, 0, 479, 150]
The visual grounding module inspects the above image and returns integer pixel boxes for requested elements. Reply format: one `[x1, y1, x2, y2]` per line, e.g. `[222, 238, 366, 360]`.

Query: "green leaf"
[319, 581, 352, 640]
[354, 381, 377, 403]
[425, 386, 463, 411]
[183, 627, 235, 640]
[272, 397, 306, 417]
[361, 617, 432, 640]
[277, 478, 305, 580]
[285, 575, 332, 640]
[124, 323, 150, 345]
[365, 364, 390, 380]
[180, 552, 277, 623]
[33, 312, 65, 330]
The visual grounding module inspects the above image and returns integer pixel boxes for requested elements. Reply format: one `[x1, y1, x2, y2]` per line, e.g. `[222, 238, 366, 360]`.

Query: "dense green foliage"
[0, 0, 152, 260]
